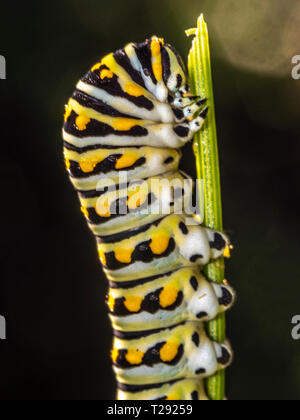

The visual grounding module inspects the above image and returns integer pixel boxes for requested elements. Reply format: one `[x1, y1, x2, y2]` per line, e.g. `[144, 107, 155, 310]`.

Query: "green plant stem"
[186, 15, 226, 401]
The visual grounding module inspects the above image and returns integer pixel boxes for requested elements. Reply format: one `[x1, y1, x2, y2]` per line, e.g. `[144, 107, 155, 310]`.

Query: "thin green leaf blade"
[187, 14, 226, 401]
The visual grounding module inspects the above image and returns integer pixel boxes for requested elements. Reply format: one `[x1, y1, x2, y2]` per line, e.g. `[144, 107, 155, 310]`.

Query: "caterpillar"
[63, 36, 234, 400]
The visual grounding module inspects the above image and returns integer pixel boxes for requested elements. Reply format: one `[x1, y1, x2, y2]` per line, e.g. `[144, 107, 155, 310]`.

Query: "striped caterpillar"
[63, 36, 234, 400]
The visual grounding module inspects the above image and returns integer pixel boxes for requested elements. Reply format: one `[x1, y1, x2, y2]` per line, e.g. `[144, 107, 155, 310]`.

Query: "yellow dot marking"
[115, 153, 138, 170]
[65, 158, 71, 170]
[160, 342, 179, 362]
[111, 348, 119, 363]
[159, 286, 178, 308]
[124, 82, 145, 97]
[98, 248, 107, 266]
[96, 199, 111, 218]
[64, 102, 72, 122]
[115, 248, 133, 264]
[125, 349, 144, 365]
[124, 296, 143, 313]
[112, 118, 138, 131]
[75, 115, 91, 131]
[80, 206, 89, 219]
[107, 294, 115, 312]
[150, 234, 169, 255]
[223, 245, 231, 259]
[91, 62, 102, 72]
[151, 37, 163, 81]
[151, 38, 161, 57]
[153, 62, 162, 81]
[79, 159, 98, 173]
[100, 68, 114, 79]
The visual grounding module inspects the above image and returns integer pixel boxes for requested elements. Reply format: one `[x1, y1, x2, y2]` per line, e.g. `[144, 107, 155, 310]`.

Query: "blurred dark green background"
[1, 0, 300, 400]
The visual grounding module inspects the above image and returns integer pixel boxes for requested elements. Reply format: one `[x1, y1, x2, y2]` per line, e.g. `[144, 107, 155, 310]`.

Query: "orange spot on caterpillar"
[151, 38, 161, 57]
[75, 115, 91, 131]
[112, 118, 139, 131]
[115, 248, 133, 264]
[111, 348, 119, 363]
[64, 158, 71, 170]
[100, 68, 114, 79]
[151, 37, 163, 81]
[150, 234, 169, 255]
[98, 248, 107, 266]
[115, 153, 138, 170]
[79, 159, 98, 173]
[91, 62, 102, 72]
[159, 286, 178, 308]
[107, 294, 115, 312]
[124, 296, 143, 313]
[160, 342, 179, 362]
[152, 62, 162, 81]
[124, 82, 144, 97]
[125, 349, 144, 365]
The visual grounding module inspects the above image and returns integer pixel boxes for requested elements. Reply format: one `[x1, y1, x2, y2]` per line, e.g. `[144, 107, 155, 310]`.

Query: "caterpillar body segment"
[117, 378, 209, 401]
[97, 214, 229, 282]
[63, 114, 204, 149]
[112, 322, 232, 386]
[63, 145, 182, 191]
[76, 171, 194, 237]
[63, 36, 233, 400]
[108, 268, 234, 332]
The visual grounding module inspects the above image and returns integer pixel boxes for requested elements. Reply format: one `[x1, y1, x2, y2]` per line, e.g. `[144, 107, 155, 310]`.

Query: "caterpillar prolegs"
[63, 36, 234, 400]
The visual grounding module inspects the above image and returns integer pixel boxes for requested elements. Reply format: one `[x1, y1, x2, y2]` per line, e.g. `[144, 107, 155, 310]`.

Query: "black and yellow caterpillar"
[63, 36, 234, 400]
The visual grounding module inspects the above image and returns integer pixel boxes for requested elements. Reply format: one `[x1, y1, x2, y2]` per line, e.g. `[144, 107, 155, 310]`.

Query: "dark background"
[1, 0, 300, 400]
